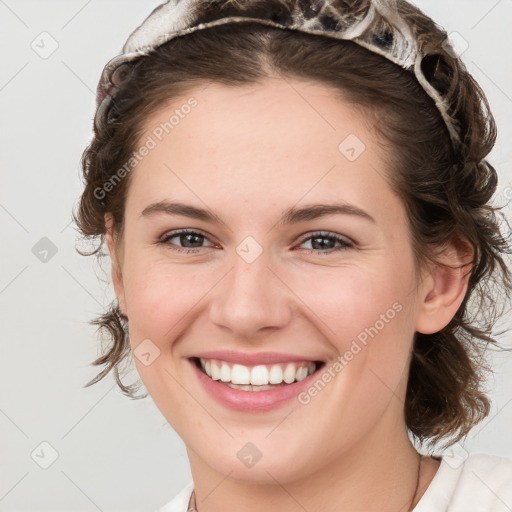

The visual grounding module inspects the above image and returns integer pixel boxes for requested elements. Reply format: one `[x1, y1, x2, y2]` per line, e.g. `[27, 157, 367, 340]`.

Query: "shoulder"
[415, 452, 512, 512]
[154, 481, 194, 512]
[461, 452, 512, 478]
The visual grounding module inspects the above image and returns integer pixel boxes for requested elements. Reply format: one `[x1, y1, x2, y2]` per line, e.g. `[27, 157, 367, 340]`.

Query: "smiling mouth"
[191, 357, 325, 391]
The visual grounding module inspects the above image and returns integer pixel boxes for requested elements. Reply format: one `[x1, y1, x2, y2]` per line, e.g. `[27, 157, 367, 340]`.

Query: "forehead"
[140, 78, 375, 159]
[126, 77, 401, 224]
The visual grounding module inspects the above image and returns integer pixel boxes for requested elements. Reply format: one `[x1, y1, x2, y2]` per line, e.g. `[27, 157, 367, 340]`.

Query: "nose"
[208, 250, 292, 340]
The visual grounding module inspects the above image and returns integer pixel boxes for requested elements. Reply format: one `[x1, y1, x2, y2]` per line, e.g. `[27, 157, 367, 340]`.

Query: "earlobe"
[415, 237, 473, 335]
[104, 213, 127, 315]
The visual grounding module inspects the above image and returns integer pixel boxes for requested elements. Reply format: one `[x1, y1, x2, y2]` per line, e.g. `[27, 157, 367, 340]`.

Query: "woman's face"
[108, 78, 436, 483]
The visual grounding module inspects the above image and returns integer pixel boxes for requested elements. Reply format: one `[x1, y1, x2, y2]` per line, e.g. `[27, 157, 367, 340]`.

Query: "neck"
[187, 407, 424, 512]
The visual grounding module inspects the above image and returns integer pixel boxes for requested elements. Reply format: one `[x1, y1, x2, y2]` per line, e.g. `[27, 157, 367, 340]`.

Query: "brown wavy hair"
[74, 0, 512, 450]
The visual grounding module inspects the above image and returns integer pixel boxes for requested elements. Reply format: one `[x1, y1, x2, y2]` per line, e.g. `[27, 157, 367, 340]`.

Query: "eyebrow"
[140, 200, 376, 226]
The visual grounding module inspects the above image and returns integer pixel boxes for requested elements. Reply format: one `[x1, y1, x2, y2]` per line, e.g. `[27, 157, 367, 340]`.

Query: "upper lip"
[191, 350, 323, 366]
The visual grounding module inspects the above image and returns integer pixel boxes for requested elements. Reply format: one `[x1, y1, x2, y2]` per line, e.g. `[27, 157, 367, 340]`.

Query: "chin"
[187, 434, 325, 485]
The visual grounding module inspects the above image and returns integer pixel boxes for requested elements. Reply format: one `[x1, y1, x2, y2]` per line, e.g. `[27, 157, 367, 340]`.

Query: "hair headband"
[94, 0, 464, 152]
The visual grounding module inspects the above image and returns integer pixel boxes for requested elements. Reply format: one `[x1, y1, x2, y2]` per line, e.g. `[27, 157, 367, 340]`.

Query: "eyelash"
[157, 229, 354, 255]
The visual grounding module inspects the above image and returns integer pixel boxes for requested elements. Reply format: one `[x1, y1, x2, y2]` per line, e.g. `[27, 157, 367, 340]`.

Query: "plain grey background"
[1, 1, 511, 511]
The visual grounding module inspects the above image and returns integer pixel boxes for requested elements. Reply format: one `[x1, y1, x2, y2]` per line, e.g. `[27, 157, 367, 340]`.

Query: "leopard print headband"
[95, 0, 464, 152]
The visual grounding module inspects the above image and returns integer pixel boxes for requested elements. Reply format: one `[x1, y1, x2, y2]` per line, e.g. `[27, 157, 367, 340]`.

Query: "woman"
[74, 0, 512, 510]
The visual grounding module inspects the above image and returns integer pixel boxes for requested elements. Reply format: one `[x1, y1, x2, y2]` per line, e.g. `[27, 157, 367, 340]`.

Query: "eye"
[157, 229, 217, 253]
[157, 229, 354, 255]
[296, 231, 354, 254]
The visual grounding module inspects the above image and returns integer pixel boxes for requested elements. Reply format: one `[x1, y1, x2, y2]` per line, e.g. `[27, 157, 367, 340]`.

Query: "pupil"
[182, 233, 202, 247]
[312, 237, 334, 250]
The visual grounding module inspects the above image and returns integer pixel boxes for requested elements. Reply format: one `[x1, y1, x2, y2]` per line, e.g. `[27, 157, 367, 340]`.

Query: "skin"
[105, 78, 472, 511]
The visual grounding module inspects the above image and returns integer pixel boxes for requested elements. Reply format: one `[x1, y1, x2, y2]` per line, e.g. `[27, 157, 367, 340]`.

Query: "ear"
[104, 213, 127, 315]
[415, 236, 473, 334]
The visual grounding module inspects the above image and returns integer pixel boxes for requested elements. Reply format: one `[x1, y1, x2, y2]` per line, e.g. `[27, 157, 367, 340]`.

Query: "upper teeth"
[199, 358, 316, 385]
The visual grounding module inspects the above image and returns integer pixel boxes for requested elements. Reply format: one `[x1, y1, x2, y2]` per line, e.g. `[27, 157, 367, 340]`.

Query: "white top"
[155, 453, 512, 512]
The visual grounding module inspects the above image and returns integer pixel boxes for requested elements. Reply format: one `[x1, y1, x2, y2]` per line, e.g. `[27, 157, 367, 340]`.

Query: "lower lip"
[189, 359, 322, 412]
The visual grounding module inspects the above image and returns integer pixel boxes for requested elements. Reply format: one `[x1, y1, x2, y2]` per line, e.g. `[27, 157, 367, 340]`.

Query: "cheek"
[285, 262, 411, 344]
[122, 258, 216, 345]
[285, 263, 416, 397]
[123, 252, 415, 351]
